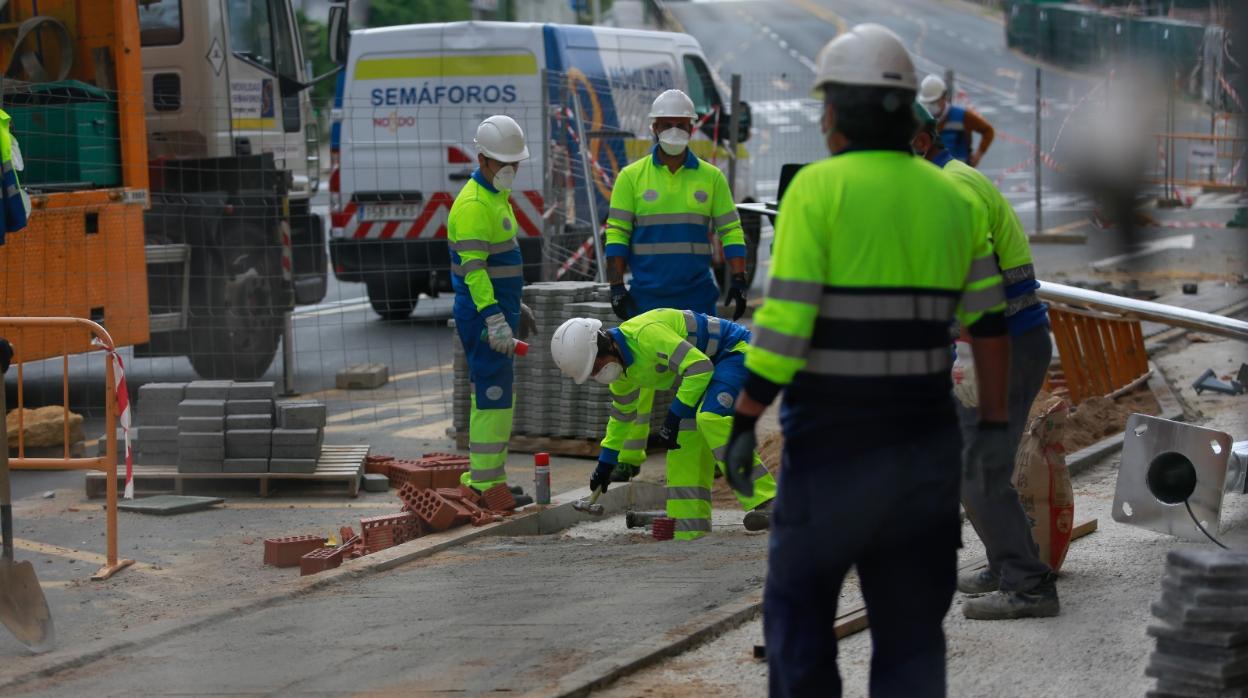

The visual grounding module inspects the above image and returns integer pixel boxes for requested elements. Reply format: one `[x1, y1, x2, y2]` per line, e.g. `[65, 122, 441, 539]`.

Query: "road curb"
[0, 482, 666, 693]
[523, 590, 765, 698]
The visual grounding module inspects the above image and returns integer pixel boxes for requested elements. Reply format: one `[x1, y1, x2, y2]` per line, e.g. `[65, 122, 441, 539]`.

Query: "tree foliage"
[367, 0, 473, 27]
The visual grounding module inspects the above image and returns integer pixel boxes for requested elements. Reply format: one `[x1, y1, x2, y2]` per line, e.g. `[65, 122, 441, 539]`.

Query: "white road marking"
[295, 296, 369, 314]
[1090, 234, 1195, 269]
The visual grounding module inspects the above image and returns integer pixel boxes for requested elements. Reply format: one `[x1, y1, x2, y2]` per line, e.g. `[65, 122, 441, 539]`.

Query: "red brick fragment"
[435, 487, 464, 500]
[339, 526, 356, 544]
[264, 535, 327, 568]
[365, 454, 395, 477]
[428, 464, 469, 488]
[405, 488, 457, 531]
[360, 512, 418, 553]
[482, 483, 516, 512]
[388, 460, 433, 489]
[300, 545, 345, 575]
[458, 484, 485, 506]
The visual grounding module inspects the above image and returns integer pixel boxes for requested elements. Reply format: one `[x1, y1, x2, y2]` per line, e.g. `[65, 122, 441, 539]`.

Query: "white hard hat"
[474, 115, 530, 162]
[649, 89, 697, 121]
[918, 75, 947, 104]
[812, 23, 917, 94]
[551, 317, 603, 385]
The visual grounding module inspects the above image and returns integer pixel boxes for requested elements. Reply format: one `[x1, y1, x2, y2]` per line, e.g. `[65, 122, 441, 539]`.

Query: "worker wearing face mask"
[600, 89, 748, 483]
[919, 74, 995, 167]
[550, 310, 777, 538]
[448, 115, 537, 494]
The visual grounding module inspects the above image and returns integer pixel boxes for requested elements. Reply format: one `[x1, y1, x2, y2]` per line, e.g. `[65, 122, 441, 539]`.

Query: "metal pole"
[727, 74, 743, 197]
[571, 89, 606, 282]
[944, 68, 955, 104]
[1034, 67, 1042, 235]
[281, 311, 298, 396]
[1036, 280, 1248, 341]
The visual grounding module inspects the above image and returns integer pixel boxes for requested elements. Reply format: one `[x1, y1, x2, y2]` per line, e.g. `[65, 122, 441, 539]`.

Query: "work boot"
[963, 577, 1060, 620]
[957, 568, 1000, 595]
[742, 500, 773, 532]
[611, 463, 640, 482]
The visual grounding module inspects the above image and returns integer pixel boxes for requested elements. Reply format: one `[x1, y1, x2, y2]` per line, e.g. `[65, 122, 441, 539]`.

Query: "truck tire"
[186, 252, 282, 380]
[367, 275, 418, 321]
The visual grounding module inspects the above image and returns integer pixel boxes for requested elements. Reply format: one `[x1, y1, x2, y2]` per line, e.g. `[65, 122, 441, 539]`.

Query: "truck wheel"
[367, 275, 418, 320]
[187, 257, 282, 380]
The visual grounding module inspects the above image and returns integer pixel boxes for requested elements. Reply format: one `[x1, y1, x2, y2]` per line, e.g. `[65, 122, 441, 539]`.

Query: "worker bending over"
[914, 103, 1059, 620]
[602, 89, 749, 483]
[448, 115, 535, 496]
[919, 74, 994, 167]
[552, 309, 776, 538]
[724, 25, 1011, 696]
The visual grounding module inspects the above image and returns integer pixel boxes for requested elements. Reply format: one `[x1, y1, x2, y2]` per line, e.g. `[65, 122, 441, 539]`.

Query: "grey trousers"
[956, 324, 1054, 592]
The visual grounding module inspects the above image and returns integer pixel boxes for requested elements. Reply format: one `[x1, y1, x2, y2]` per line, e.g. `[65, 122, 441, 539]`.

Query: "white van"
[327, 21, 757, 319]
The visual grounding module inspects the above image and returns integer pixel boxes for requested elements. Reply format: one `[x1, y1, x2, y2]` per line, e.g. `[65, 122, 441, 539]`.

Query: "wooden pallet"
[455, 432, 601, 459]
[85, 445, 370, 499]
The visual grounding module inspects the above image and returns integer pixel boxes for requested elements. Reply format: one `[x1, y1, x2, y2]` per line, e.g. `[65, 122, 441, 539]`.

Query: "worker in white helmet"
[448, 115, 536, 497]
[600, 88, 749, 484]
[918, 74, 995, 167]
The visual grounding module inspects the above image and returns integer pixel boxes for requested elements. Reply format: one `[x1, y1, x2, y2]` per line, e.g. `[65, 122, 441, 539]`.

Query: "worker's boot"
[742, 500, 773, 532]
[611, 463, 640, 482]
[957, 568, 1000, 595]
[962, 576, 1060, 620]
[508, 485, 534, 508]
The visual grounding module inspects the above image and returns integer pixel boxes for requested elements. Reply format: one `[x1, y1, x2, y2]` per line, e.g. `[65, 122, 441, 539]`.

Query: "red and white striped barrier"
[92, 337, 133, 499]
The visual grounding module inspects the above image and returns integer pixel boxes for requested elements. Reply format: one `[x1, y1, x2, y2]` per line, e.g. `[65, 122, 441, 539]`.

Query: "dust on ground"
[1032, 386, 1161, 453]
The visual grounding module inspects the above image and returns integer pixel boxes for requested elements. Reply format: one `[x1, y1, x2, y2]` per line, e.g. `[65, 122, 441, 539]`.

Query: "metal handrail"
[1037, 281, 1248, 342]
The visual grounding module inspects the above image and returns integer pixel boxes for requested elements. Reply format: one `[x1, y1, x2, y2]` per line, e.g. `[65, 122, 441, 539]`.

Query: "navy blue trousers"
[765, 415, 963, 698]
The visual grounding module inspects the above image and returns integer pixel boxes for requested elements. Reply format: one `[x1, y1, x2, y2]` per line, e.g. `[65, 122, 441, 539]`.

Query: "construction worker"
[919, 74, 995, 167]
[550, 309, 776, 537]
[602, 89, 749, 484]
[722, 25, 1011, 696]
[449, 115, 536, 494]
[913, 103, 1059, 620]
[0, 109, 29, 243]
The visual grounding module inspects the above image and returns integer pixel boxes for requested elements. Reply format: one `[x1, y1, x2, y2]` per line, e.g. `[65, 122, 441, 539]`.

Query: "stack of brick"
[384, 453, 470, 490]
[177, 380, 230, 473]
[270, 401, 327, 473]
[224, 381, 276, 473]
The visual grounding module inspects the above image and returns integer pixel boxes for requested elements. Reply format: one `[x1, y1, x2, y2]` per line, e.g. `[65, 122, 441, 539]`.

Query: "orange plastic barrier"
[1048, 308, 1150, 406]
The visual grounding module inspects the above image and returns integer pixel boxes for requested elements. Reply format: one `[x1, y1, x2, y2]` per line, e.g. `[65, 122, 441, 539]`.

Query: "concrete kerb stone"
[0, 480, 668, 693]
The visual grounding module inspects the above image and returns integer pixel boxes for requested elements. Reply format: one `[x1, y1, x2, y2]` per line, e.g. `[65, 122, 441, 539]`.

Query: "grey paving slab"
[177, 400, 226, 418]
[117, 495, 224, 516]
[228, 382, 276, 400]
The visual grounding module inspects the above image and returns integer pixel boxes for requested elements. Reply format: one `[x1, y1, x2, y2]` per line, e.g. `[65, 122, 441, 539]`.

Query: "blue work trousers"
[765, 416, 962, 698]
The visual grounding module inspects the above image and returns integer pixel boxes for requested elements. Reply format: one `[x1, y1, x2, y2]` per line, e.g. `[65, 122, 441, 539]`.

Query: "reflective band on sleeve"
[711, 445, 727, 461]
[683, 359, 713, 376]
[453, 263, 524, 279]
[679, 418, 698, 431]
[622, 438, 648, 450]
[609, 405, 636, 421]
[706, 337, 719, 356]
[753, 326, 808, 359]
[667, 486, 713, 501]
[1006, 292, 1041, 316]
[713, 211, 740, 228]
[1001, 263, 1037, 285]
[455, 259, 486, 274]
[635, 212, 711, 227]
[608, 207, 635, 223]
[966, 255, 1001, 283]
[470, 441, 507, 454]
[615, 389, 640, 404]
[961, 284, 1006, 313]
[450, 240, 489, 252]
[632, 242, 713, 256]
[805, 347, 952, 376]
[669, 341, 694, 370]
[751, 463, 770, 481]
[470, 465, 508, 481]
[820, 293, 957, 322]
[766, 278, 824, 305]
[675, 518, 713, 533]
[683, 310, 698, 333]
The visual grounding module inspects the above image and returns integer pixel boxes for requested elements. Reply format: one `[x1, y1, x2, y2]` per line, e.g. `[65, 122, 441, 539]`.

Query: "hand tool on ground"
[0, 376, 55, 652]
[625, 511, 663, 529]
[572, 486, 605, 516]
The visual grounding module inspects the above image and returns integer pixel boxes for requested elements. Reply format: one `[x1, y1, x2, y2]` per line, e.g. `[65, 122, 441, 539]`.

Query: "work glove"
[724, 412, 758, 497]
[518, 303, 537, 341]
[951, 341, 978, 408]
[964, 421, 1011, 495]
[656, 412, 683, 450]
[0, 338, 11, 375]
[484, 312, 515, 356]
[590, 459, 614, 494]
[610, 283, 634, 321]
[724, 273, 748, 321]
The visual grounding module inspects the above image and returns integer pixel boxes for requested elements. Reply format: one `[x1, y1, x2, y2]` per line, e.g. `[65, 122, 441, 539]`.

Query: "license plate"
[360, 204, 420, 221]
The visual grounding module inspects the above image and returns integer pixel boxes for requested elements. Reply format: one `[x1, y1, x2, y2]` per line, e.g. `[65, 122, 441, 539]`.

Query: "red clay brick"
[339, 526, 356, 544]
[388, 460, 433, 489]
[482, 483, 517, 512]
[365, 454, 395, 477]
[360, 512, 418, 553]
[457, 484, 485, 506]
[405, 488, 457, 531]
[300, 546, 345, 575]
[428, 465, 468, 489]
[264, 535, 327, 568]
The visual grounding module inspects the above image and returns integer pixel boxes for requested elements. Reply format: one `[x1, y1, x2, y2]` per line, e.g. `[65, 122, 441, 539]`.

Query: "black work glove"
[656, 412, 682, 450]
[590, 459, 614, 494]
[965, 421, 1011, 495]
[724, 412, 758, 497]
[0, 338, 11, 375]
[725, 273, 748, 321]
[610, 283, 634, 321]
[518, 303, 537, 341]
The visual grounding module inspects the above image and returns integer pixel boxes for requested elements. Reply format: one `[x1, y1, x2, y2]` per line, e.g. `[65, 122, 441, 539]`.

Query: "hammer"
[571, 486, 605, 516]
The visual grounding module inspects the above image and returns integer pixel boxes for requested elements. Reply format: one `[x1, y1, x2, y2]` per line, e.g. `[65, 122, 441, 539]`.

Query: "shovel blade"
[0, 559, 55, 652]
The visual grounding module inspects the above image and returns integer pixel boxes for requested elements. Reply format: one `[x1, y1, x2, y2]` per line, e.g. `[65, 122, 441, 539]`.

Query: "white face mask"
[928, 102, 946, 120]
[492, 164, 516, 191]
[592, 361, 623, 385]
[657, 128, 691, 156]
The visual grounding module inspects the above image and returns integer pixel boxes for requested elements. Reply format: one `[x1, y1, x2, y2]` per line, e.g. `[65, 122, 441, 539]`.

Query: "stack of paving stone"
[133, 383, 185, 464]
[1146, 547, 1248, 697]
[269, 401, 328, 473]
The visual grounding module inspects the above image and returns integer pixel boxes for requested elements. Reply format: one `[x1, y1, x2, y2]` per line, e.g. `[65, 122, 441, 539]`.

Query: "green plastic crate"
[6, 80, 121, 188]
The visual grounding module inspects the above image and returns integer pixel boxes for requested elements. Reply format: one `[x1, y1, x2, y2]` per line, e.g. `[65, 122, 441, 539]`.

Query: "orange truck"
[0, 0, 348, 378]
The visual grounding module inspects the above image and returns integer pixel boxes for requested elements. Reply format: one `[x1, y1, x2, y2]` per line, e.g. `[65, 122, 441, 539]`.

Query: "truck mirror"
[328, 4, 351, 65]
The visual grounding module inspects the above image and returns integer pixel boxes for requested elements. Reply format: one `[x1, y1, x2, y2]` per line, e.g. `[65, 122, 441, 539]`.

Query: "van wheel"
[367, 276, 418, 320]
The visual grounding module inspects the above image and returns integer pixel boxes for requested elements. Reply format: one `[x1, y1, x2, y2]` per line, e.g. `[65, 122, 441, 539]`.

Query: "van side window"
[682, 55, 722, 117]
[139, 0, 182, 47]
